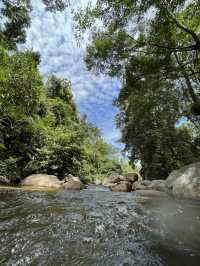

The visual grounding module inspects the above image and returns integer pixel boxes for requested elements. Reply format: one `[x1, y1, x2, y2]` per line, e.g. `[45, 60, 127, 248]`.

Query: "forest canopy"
[75, 0, 200, 179]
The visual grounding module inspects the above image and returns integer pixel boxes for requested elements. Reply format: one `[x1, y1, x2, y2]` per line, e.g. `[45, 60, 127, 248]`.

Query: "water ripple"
[0, 187, 200, 266]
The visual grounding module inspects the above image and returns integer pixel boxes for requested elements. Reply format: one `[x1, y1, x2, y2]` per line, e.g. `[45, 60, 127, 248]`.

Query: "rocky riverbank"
[1, 162, 200, 200]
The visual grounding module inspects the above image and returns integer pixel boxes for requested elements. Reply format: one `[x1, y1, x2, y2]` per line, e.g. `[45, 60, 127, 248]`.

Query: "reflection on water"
[0, 186, 200, 266]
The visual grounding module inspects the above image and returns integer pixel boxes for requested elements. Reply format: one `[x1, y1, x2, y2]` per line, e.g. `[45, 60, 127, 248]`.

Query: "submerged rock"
[166, 162, 200, 199]
[132, 179, 168, 193]
[140, 180, 152, 186]
[22, 174, 61, 188]
[134, 190, 169, 198]
[110, 181, 132, 192]
[147, 180, 168, 192]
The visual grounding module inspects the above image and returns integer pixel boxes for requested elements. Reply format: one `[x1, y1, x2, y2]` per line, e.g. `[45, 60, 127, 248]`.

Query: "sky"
[21, 0, 123, 149]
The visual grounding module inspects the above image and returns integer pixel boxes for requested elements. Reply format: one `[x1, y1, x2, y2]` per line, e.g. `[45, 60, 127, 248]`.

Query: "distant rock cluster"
[100, 163, 200, 200]
[101, 173, 168, 194]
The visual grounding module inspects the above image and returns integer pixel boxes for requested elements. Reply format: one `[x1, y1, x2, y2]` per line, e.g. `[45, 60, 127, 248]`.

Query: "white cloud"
[21, 0, 123, 148]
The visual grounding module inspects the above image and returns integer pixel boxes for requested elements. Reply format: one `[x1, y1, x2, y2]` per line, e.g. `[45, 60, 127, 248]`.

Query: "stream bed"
[0, 186, 200, 266]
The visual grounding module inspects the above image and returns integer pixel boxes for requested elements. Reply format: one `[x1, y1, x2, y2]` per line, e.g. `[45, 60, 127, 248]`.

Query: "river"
[0, 186, 200, 266]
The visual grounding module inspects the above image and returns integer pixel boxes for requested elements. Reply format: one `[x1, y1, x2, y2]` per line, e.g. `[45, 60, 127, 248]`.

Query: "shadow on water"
[0, 186, 200, 266]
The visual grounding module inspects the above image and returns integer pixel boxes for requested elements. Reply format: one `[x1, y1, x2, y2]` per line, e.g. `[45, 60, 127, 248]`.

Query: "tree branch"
[127, 34, 198, 53]
[162, 1, 200, 48]
[174, 52, 199, 103]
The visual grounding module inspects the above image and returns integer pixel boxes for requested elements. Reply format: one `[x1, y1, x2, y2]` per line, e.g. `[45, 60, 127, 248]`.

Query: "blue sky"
[22, 0, 123, 149]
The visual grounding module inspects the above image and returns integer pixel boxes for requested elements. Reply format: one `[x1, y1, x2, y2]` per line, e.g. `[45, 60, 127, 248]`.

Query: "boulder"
[64, 174, 81, 183]
[132, 181, 147, 191]
[124, 173, 139, 183]
[110, 181, 132, 192]
[102, 175, 122, 186]
[166, 162, 200, 199]
[62, 179, 85, 190]
[0, 176, 10, 185]
[22, 174, 61, 188]
[94, 179, 102, 185]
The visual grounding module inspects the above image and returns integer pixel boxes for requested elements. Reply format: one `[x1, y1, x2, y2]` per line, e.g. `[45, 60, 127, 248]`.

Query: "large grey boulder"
[166, 162, 200, 199]
[22, 174, 62, 188]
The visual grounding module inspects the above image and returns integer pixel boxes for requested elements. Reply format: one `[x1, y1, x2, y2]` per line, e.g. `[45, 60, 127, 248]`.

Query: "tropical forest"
[0, 1, 200, 265]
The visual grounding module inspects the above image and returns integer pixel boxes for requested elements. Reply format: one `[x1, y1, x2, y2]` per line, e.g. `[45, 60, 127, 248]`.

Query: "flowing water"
[0, 186, 200, 266]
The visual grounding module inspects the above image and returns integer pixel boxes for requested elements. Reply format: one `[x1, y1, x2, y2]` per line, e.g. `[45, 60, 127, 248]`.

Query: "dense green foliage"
[0, 0, 125, 183]
[0, 45, 122, 183]
[75, 0, 200, 179]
